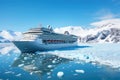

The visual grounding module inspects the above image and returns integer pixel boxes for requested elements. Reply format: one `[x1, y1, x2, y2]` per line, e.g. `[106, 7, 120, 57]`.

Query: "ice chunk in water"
[75, 69, 85, 74]
[57, 71, 64, 78]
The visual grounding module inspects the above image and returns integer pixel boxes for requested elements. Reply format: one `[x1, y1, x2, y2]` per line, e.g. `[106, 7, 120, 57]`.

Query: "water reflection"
[0, 43, 120, 80]
[12, 53, 70, 77]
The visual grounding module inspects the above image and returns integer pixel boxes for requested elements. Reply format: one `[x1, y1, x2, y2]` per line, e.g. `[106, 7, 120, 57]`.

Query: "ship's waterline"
[13, 41, 77, 53]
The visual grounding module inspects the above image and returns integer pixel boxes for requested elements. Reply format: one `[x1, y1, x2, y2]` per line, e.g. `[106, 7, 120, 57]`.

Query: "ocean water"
[0, 43, 120, 80]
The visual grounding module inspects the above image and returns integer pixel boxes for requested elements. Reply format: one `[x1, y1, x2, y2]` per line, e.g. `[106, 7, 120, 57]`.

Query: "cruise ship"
[13, 26, 78, 53]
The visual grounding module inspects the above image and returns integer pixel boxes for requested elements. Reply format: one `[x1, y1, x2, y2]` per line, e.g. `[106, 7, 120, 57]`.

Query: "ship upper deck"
[23, 27, 53, 35]
[21, 27, 78, 44]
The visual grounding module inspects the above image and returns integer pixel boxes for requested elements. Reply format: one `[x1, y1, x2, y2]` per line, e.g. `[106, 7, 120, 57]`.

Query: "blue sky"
[0, 0, 120, 31]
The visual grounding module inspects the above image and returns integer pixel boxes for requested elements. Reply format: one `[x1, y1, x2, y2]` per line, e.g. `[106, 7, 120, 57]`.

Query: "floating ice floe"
[15, 73, 22, 77]
[5, 71, 14, 74]
[30, 72, 33, 75]
[47, 72, 51, 75]
[24, 57, 28, 60]
[57, 71, 64, 78]
[75, 69, 85, 74]
[47, 76, 52, 79]
[48, 43, 120, 69]
[48, 65, 53, 68]
[18, 64, 24, 67]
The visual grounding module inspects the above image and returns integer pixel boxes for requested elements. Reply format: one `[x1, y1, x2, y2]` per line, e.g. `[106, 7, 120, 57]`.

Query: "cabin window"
[42, 40, 66, 44]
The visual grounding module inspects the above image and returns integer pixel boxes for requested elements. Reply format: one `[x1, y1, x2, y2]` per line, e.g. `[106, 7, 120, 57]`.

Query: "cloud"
[90, 18, 120, 29]
[98, 14, 116, 20]
[112, 0, 120, 5]
[94, 9, 119, 20]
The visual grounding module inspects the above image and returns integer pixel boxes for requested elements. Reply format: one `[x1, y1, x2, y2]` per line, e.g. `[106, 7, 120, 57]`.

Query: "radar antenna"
[47, 25, 53, 31]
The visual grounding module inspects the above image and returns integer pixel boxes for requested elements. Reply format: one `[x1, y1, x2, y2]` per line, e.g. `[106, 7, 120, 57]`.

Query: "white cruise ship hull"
[13, 41, 77, 53]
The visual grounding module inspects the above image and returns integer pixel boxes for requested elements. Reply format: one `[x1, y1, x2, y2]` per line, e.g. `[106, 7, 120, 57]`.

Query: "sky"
[0, 0, 120, 31]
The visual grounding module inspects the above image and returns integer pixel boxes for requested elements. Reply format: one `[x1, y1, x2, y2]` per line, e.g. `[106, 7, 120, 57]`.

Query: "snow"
[57, 71, 64, 78]
[54, 19, 120, 43]
[54, 26, 95, 37]
[54, 26, 85, 37]
[0, 18, 120, 43]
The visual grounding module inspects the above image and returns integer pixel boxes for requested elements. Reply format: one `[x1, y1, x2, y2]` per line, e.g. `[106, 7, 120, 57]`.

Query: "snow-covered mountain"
[81, 28, 120, 43]
[54, 19, 120, 43]
[81, 19, 120, 43]
[0, 19, 120, 43]
[0, 30, 22, 42]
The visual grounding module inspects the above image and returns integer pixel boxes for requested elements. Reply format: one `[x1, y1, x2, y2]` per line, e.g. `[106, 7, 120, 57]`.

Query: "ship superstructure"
[13, 26, 78, 53]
